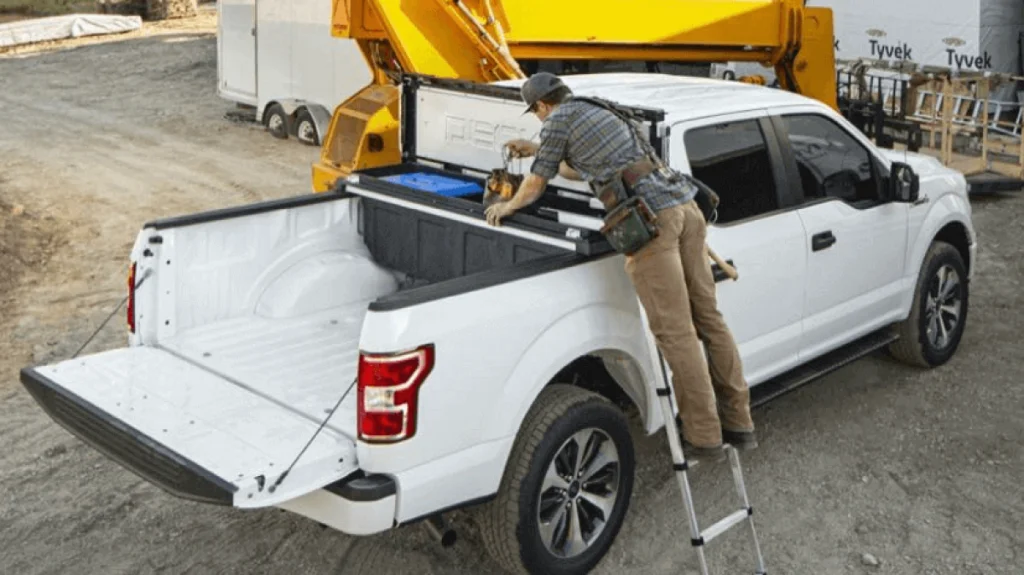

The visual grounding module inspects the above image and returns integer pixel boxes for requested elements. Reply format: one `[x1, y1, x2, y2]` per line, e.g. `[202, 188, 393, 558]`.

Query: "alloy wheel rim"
[925, 264, 962, 350]
[298, 121, 315, 142]
[536, 428, 620, 558]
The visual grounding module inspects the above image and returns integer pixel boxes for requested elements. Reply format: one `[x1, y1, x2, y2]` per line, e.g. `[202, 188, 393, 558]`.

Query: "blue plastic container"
[383, 172, 482, 197]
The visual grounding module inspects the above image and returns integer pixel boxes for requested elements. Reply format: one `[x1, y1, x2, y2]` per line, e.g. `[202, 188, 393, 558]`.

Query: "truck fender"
[898, 190, 974, 316]
[481, 304, 664, 452]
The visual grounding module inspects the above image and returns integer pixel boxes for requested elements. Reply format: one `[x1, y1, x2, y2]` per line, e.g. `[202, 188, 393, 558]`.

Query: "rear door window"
[683, 120, 780, 224]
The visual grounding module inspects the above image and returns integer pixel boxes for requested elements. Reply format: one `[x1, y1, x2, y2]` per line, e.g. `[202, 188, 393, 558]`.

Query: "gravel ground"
[1, 13, 1022, 575]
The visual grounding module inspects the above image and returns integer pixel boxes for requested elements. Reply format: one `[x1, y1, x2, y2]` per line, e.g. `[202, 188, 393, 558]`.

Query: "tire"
[478, 384, 635, 575]
[294, 109, 320, 146]
[264, 103, 288, 140]
[889, 241, 969, 367]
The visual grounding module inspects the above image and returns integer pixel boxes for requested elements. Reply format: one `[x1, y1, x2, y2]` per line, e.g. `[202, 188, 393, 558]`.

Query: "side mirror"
[889, 162, 920, 203]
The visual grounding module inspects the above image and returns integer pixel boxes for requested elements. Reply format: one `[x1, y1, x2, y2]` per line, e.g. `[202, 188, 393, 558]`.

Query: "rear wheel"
[889, 241, 969, 367]
[263, 103, 288, 140]
[294, 109, 319, 146]
[478, 384, 635, 575]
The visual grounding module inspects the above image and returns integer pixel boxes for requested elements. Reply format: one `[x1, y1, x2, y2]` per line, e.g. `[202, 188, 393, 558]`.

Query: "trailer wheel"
[294, 109, 320, 146]
[264, 103, 288, 140]
[478, 384, 635, 575]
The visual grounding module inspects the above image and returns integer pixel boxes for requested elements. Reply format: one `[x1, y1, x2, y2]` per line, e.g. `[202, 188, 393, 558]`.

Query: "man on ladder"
[487, 71, 767, 574]
[486, 71, 757, 460]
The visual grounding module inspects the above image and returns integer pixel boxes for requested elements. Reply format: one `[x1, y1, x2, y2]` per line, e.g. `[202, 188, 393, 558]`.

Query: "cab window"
[683, 120, 779, 224]
[779, 114, 880, 205]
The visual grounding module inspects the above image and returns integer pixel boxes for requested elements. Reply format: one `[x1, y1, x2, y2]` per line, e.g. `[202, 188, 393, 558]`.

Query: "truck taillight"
[357, 345, 434, 443]
[127, 262, 136, 333]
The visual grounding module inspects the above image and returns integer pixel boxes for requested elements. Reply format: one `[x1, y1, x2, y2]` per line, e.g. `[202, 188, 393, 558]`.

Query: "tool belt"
[595, 159, 655, 210]
[594, 158, 660, 256]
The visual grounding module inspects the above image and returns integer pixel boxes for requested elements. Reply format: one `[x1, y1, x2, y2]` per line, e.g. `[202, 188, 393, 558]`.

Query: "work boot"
[722, 428, 758, 451]
[673, 415, 726, 462]
[680, 438, 727, 463]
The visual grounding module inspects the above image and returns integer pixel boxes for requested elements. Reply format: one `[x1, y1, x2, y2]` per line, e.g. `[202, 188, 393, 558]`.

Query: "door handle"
[812, 231, 836, 252]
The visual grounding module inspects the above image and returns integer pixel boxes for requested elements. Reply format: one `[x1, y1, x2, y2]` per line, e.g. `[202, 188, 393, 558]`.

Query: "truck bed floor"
[160, 300, 367, 438]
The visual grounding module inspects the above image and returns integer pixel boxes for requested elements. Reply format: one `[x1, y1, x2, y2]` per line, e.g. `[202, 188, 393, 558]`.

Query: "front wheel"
[478, 384, 635, 575]
[889, 241, 969, 367]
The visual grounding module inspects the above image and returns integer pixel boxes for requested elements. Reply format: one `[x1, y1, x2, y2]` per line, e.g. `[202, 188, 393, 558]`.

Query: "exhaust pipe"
[423, 514, 457, 548]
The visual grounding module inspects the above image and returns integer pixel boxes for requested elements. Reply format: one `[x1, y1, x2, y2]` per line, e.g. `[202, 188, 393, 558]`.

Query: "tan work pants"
[624, 200, 753, 448]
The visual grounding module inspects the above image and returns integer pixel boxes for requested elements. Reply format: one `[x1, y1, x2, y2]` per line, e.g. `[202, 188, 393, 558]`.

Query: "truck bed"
[133, 171, 600, 437]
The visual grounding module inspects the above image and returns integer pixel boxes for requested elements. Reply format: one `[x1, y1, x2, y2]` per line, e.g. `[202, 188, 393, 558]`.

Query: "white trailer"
[216, 0, 371, 145]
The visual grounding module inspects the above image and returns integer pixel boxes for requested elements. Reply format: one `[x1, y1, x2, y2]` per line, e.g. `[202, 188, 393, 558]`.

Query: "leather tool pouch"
[595, 169, 659, 255]
[600, 195, 659, 255]
[595, 159, 660, 255]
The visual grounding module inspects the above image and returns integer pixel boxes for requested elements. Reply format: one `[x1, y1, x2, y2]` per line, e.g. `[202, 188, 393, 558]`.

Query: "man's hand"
[485, 200, 516, 226]
[505, 139, 539, 158]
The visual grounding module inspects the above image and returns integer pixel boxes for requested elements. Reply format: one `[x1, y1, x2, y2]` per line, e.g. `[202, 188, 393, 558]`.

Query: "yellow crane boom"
[312, 0, 837, 192]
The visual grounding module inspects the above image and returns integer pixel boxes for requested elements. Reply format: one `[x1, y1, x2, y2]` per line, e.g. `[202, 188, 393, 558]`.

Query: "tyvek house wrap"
[819, 0, 1024, 100]
[718, 0, 1023, 102]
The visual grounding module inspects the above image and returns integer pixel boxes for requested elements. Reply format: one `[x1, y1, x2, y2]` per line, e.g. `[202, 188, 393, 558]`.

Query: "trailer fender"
[273, 99, 303, 117]
[303, 104, 333, 142]
[272, 101, 330, 145]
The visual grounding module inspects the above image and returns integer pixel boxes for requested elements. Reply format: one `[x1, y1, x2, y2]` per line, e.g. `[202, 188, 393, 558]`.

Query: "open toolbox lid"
[340, 73, 672, 257]
[397, 73, 669, 172]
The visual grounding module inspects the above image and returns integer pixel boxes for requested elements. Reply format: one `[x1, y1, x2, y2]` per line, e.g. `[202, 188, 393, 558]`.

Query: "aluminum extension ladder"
[651, 349, 766, 574]
[638, 295, 767, 574]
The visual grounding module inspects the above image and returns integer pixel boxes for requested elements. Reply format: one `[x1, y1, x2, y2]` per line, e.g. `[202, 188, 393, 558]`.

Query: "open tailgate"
[21, 346, 358, 508]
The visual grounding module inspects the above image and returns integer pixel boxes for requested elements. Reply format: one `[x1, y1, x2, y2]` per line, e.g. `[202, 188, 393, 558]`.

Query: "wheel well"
[934, 222, 971, 274]
[261, 101, 282, 124]
[546, 354, 644, 419]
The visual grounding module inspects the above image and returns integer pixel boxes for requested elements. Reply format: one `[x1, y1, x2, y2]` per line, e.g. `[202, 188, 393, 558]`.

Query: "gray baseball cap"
[520, 72, 568, 114]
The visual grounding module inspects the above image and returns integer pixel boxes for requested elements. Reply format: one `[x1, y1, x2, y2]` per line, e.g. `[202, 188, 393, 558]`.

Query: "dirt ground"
[2, 12, 1023, 575]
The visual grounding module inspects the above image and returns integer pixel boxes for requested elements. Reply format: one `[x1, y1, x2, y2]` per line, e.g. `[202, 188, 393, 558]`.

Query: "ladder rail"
[728, 445, 767, 570]
[654, 350, 712, 572]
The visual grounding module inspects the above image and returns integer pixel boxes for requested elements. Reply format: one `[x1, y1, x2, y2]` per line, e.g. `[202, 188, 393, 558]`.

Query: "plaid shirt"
[530, 98, 697, 211]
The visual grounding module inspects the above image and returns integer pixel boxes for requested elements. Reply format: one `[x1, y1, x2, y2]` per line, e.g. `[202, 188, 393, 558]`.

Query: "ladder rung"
[699, 508, 751, 545]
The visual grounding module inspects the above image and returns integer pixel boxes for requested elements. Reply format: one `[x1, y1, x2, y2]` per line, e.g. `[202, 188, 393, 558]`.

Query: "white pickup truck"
[21, 73, 975, 574]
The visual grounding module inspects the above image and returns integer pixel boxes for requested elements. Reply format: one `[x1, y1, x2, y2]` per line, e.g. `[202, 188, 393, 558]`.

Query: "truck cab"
[21, 73, 975, 575]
